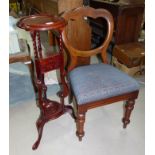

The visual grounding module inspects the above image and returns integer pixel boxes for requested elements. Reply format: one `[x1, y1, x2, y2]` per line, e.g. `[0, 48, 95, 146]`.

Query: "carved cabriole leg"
[32, 115, 46, 150]
[122, 99, 135, 128]
[76, 110, 86, 141]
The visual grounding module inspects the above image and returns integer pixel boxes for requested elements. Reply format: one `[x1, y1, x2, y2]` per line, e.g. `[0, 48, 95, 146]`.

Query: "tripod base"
[32, 99, 75, 150]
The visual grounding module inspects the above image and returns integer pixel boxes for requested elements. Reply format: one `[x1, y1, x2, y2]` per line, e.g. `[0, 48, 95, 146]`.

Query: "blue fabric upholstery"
[68, 64, 140, 105]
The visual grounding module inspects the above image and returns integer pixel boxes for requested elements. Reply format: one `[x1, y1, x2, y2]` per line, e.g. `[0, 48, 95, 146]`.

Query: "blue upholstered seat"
[68, 64, 140, 105]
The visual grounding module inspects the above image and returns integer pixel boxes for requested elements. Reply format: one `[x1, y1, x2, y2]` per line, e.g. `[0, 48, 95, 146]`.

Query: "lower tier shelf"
[41, 98, 64, 121]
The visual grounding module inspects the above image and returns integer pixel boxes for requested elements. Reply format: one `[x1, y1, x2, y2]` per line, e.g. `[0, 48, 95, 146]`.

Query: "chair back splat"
[62, 6, 140, 141]
[62, 6, 114, 71]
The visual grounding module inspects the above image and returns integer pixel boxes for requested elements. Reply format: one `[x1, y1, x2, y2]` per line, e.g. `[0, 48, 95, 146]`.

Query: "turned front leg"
[76, 112, 86, 141]
[122, 100, 135, 128]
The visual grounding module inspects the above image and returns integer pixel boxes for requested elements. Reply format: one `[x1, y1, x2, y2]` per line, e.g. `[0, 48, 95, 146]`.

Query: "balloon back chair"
[62, 6, 140, 141]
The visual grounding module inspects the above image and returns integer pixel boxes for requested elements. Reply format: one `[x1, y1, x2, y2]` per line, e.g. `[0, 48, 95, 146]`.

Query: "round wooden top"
[17, 14, 67, 31]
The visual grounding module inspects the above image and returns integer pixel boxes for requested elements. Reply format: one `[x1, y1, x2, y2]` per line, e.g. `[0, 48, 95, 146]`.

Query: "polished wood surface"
[113, 42, 145, 68]
[23, 0, 83, 15]
[17, 14, 67, 31]
[9, 52, 31, 63]
[62, 6, 139, 141]
[17, 14, 75, 150]
[89, 0, 144, 45]
[62, 7, 114, 70]
[23, 0, 91, 66]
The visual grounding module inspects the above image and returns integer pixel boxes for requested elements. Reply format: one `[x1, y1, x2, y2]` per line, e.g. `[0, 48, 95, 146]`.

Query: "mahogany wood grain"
[23, 0, 91, 67]
[89, 0, 144, 45]
[76, 112, 86, 141]
[62, 7, 114, 71]
[122, 99, 135, 128]
[62, 6, 139, 141]
[23, 0, 83, 15]
[17, 14, 75, 150]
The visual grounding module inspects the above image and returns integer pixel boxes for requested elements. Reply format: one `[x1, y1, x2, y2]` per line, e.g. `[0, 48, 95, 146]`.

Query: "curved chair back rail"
[62, 6, 140, 141]
[62, 6, 114, 71]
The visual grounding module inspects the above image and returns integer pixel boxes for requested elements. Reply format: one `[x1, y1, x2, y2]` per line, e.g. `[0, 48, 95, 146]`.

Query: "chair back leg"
[122, 99, 135, 128]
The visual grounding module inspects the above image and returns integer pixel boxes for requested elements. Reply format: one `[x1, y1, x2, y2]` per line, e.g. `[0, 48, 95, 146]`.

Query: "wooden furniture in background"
[62, 6, 140, 141]
[23, 0, 83, 15]
[17, 14, 75, 150]
[112, 42, 145, 76]
[89, 0, 145, 46]
[9, 39, 37, 93]
[23, 0, 91, 67]
[113, 42, 145, 68]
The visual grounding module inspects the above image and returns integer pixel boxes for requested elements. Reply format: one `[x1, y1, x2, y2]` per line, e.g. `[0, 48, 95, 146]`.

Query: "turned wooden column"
[76, 112, 86, 141]
[123, 99, 135, 128]
[17, 14, 75, 150]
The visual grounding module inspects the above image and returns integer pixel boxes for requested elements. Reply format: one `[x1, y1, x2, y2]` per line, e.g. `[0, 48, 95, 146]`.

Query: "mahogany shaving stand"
[17, 14, 75, 150]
